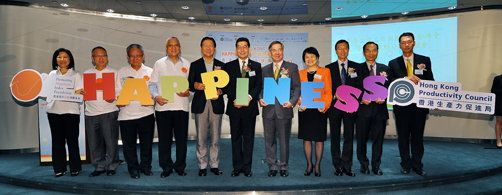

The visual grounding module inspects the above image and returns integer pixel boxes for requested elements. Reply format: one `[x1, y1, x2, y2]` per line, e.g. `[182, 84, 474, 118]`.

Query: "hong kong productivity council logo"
[388, 78, 416, 106]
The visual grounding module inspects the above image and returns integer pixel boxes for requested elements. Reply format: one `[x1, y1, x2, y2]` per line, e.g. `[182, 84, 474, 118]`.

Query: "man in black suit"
[223, 37, 262, 177]
[356, 42, 390, 176]
[325, 40, 361, 177]
[388, 32, 434, 176]
[188, 37, 226, 176]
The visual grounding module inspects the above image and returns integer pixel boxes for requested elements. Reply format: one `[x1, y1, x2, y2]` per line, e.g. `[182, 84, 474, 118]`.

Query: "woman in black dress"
[297, 47, 332, 176]
[491, 74, 502, 148]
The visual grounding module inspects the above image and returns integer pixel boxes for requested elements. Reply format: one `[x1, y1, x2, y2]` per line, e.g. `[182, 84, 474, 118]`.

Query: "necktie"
[340, 63, 347, 84]
[241, 61, 247, 77]
[406, 58, 413, 76]
[274, 63, 280, 79]
[369, 64, 375, 76]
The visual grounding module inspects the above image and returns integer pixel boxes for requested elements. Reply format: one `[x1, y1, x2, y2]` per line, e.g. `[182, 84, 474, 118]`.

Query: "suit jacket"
[260, 61, 301, 119]
[388, 53, 434, 113]
[223, 59, 262, 116]
[299, 67, 332, 111]
[325, 60, 362, 113]
[188, 57, 225, 114]
[357, 62, 390, 119]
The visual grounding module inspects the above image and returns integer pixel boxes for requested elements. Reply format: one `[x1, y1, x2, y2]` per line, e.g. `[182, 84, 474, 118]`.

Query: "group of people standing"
[46, 32, 435, 179]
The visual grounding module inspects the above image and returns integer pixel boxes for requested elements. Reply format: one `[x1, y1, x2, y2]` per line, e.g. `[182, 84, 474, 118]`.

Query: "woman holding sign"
[297, 47, 332, 177]
[46, 48, 83, 177]
[491, 74, 502, 148]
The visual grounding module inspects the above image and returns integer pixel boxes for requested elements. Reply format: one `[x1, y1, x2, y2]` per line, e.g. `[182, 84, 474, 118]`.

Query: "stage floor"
[0, 138, 501, 194]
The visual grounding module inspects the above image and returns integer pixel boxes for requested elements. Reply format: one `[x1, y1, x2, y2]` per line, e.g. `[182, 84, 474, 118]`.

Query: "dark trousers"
[328, 110, 356, 170]
[229, 114, 256, 173]
[119, 114, 155, 172]
[356, 115, 386, 170]
[85, 111, 119, 171]
[155, 110, 188, 172]
[47, 113, 82, 173]
[394, 108, 428, 170]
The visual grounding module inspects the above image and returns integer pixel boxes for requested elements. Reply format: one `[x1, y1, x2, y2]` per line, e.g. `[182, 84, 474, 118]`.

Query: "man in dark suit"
[325, 39, 361, 177]
[259, 41, 301, 177]
[388, 32, 434, 176]
[356, 42, 390, 176]
[188, 37, 225, 176]
[223, 37, 262, 177]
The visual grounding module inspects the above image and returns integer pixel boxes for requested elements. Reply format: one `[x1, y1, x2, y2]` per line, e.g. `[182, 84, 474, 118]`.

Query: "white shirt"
[116, 64, 154, 121]
[272, 60, 284, 73]
[150, 56, 191, 112]
[46, 69, 82, 115]
[403, 54, 414, 67]
[83, 67, 119, 116]
[366, 62, 376, 76]
[240, 58, 249, 71]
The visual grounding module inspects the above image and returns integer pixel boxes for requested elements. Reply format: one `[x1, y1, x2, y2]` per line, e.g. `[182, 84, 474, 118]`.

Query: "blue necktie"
[341, 63, 347, 84]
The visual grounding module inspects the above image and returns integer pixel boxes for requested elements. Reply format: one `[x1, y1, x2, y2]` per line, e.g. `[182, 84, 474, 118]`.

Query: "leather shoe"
[160, 169, 173, 178]
[54, 171, 66, 177]
[267, 170, 278, 177]
[70, 171, 80, 177]
[244, 171, 252, 177]
[231, 169, 241, 177]
[279, 170, 289, 177]
[373, 168, 383, 176]
[360, 166, 370, 175]
[89, 170, 106, 177]
[210, 168, 223, 175]
[141, 169, 153, 176]
[413, 168, 426, 176]
[176, 170, 187, 176]
[401, 168, 411, 174]
[334, 168, 343, 176]
[129, 170, 140, 179]
[106, 170, 116, 176]
[198, 169, 207, 176]
[342, 168, 356, 177]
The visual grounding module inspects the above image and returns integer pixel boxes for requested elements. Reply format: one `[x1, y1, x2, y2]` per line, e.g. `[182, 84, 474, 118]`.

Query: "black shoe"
[373, 168, 383, 176]
[360, 166, 370, 175]
[244, 171, 252, 177]
[334, 168, 343, 176]
[160, 169, 173, 178]
[176, 170, 187, 176]
[304, 166, 313, 176]
[141, 169, 153, 176]
[413, 168, 426, 176]
[54, 171, 66, 177]
[89, 170, 106, 177]
[70, 171, 80, 177]
[198, 169, 207, 176]
[401, 168, 411, 174]
[268, 170, 278, 177]
[106, 170, 116, 176]
[314, 164, 321, 177]
[210, 168, 223, 175]
[129, 170, 140, 179]
[231, 169, 241, 177]
[279, 170, 289, 177]
[342, 168, 356, 177]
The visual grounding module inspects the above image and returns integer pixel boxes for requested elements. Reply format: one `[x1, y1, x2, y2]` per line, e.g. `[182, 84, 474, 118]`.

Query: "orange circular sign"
[10, 69, 43, 102]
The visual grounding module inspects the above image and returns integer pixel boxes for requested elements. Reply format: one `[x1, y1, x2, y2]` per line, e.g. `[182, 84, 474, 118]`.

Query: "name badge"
[214, 66, 221, 70]
[249, 71, 256, 77]
[314, 74, 322, 80]
[350, 72, 358, 78]
[414, 69, 423, 75]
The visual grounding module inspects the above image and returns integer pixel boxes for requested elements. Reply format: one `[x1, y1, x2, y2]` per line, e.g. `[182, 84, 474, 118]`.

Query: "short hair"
[268, 41, 283, 50]
[235, 37, 250, 48]
[52, 48, 75, 70]
[302, 47, 320, 62]
[335, 39, 349, 50]
[91, 46, 107, 54]
[200, 36, 216, 48]
[126, 44, 144, 57]
[363, 41, 379, 51]
[399, 32, 415, 42]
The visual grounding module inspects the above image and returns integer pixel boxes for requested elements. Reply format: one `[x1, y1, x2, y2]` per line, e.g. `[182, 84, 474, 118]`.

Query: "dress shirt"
[116, 64, 154, 121]
[83, 67, 119, 116]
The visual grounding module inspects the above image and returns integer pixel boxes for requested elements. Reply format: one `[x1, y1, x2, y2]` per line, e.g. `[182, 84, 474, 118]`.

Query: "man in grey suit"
[259, 41, 301, 177]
